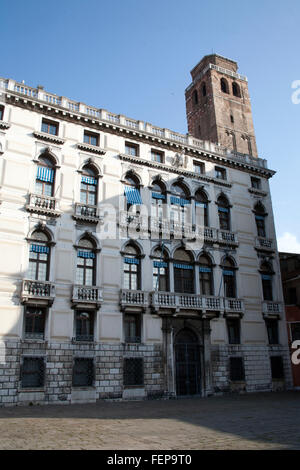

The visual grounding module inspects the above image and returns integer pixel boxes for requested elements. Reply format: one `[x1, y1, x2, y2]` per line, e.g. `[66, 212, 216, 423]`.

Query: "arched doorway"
[175, 329, 201, 396]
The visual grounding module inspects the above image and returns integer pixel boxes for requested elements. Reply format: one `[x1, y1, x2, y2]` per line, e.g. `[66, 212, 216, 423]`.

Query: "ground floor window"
[24, 307, 46, 340]
[75, 310, 94, 342]
[21, 357, 45, 388]
[229, 357, 245, 381]
[72, 358, 94, 387]
[227, 319, 240, 344]
[270, 356, 284, 379]
[124, 314, 141, 343]
[123, 358, 144, 387]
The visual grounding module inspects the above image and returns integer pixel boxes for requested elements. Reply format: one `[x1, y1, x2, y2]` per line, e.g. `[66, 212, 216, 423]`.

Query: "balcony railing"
[119, 211, 148, 232]
[151, 292, 224, 314]
[73, 203, 102, 223]
[218, 230, 238, 246]
[120, 289, 148, 309]
[21, 279, 55, 304]
[72, 285, 103, 306]
[73, 334, 94, 342]
[262, 301, 282, 316]
[26, 193, 60, 216]
[224, 298, 244, 314]
[255, 236, 274, 251]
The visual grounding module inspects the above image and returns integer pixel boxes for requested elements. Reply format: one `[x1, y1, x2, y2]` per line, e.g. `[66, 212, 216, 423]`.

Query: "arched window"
[254, 202, 266, 238]
[76, 238, 97, 286]
[192, 90, 198, 105]
[199, 254, 213, 295]
[195, 190, 209, 227]
[80, 165, 98, 206]
[201, 82, 207, 97]
[151, 180, 166, 219]
[260, 262, 273, 301]
[174, 248, 194, 294]
[170, 182, 190, 224]
[220, 78, 229, 94]
[217, 195, 230, 231]
[28, 230, 51, 281]
[222, 257, 236, 298]
[124, 173, 142, 210]
[123, 244, 141, 290]
[152, 247, 169, 291]
[232, 82, 241, 98]
[35, 154, 56, 197]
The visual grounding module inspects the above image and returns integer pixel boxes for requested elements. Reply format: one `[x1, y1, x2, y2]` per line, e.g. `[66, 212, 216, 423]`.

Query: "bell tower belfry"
[185, 54, 258, 157]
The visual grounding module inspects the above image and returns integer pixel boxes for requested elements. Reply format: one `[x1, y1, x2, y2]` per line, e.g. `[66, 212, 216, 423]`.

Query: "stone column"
[161, 317, 176, 397]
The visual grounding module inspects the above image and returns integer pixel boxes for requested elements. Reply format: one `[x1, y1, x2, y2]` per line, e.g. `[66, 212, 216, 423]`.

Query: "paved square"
[0, 391, 299, 450]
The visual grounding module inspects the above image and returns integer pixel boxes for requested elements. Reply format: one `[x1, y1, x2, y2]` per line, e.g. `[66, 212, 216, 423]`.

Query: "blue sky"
[2, 0, 300, 252]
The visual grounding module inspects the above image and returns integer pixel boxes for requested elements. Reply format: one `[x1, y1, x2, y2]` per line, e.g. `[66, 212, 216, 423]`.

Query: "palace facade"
[0, 54, 292, 405]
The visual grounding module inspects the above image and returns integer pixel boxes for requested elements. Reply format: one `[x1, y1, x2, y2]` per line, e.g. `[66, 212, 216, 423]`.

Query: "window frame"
[72, 358, 94, 387]
[125, 141, 139, 157]
[41, 118, 58, 136]
[21, 357, 45, 389]
[83, 130, 99, 147]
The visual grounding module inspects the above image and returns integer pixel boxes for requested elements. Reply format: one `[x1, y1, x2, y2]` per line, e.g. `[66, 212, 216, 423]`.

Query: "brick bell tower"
[185, 54, 258, 157]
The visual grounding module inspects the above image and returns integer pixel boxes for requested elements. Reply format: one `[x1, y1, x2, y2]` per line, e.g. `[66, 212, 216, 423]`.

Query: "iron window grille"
[124, 358, 144, 387]
[21, 357, 45, 388]
[270, 356, 284, 379]
[72, 358, 94, 387]
[229, 357, 245, 381]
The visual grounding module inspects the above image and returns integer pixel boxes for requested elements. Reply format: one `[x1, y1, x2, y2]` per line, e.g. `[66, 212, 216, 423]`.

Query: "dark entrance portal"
[175, 329, 201, 396]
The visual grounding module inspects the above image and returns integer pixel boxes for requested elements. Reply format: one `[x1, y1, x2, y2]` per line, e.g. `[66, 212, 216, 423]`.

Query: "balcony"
[21, 279, 55, 306]
[120, 289, 148, 311]
[73, 203, 103, 224]
[26, 193, 60, 217]
[224, 298, 245, 316]
[151, 292, 223, 317]
[72, 285, 103, 308]
[217, 229, 238, 246]
[262, 301, 283, 318]
[119, 211, 148, 233]
[255, 236, 274, 252]
[195, 226, 218, 243]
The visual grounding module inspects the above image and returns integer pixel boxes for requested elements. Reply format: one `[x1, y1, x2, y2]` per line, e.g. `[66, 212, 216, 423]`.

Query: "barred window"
[124, 358, 144, 387]
[72, 358, 94, 387]
[270, 356, 284, 379]
[21, 357, 45, 388]
[229, 357, 245, 381]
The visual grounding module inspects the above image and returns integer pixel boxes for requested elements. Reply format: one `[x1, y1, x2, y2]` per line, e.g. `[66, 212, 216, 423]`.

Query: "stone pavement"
[0, 391, 299, 450]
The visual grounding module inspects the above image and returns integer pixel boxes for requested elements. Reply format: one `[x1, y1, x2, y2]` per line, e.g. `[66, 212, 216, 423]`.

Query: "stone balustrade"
[26, 193, 60, 216]
[21, 279, 55, 304]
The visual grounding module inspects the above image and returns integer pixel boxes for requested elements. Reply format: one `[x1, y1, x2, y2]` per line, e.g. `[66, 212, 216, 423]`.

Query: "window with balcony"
[174, 248, 194, 294]
[260, 261, 273, 301]
[124, 314, 141, 343]
[124, 172, 142, 211]
[72, 358, 94, 387]
[195, 190, 209, 227]
[198, 254, 213, 295]
[80, 165, 98, 207]
[151, 180, 166, 219]
[266, 319, 279, 344]
[227, 319, 241, 344]
[28, 231, 51, 282]
[254, 202, 267, 238]
[41, 118, 58, 136]
[24, 307, 46, 340]
[125, 141, 139, 157]
[83, 130, 99, 146]
[75, 310, 95, 342]
[123, 243, 141, 290]
[170, 182, 190, 226]
[35, 154, 56, 197]
[76, 238, 97, 286]
[152, 247, 169, 291]
[217, 195, 231, 231]
[21, 357, 45, 388]
[222, 257, 237, 298]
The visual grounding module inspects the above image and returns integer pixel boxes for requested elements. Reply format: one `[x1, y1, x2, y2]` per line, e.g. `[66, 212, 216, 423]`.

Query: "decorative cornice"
[33, 131, 65, 145]
[77, 142, 106, 155]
